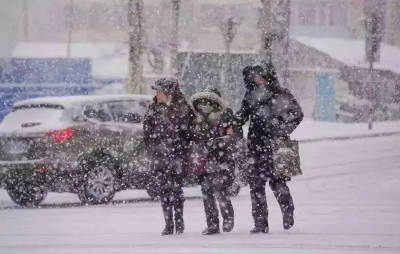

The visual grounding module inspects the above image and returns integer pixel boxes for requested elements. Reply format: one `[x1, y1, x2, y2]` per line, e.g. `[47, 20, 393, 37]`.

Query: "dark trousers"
[154, 162, 185, 231]
[200, 172, 234, 229]
[248, 148, 294, 229]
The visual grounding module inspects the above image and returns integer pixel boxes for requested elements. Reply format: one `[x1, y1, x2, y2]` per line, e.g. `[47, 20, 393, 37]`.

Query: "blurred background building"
[0, 0, 399, 121]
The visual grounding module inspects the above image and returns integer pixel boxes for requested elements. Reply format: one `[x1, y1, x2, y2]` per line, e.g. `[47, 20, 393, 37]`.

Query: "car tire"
[79, 154, 117, 205]
[7, 183, 48, 207]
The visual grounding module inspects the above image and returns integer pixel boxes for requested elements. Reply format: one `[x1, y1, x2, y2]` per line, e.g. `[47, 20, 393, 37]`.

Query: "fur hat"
[151, 76, 180, 94]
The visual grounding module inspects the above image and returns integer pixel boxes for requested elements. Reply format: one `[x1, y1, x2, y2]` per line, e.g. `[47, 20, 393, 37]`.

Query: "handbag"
[271, 137, 302, 178]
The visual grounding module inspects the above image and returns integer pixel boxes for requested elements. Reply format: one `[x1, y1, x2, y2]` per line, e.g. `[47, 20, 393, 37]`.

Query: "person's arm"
[271, 91, 304, 137]
[143, 106, 156, 154]
[233, 92, 251, 129]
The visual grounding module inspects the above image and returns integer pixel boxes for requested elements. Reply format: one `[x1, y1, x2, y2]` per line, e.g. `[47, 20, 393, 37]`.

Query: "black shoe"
[283, 210, 294, 230]
[161, 226, 174, 236]
[175, 223, 185, 235]
[202, 227, 220, 235]
[222, 220, 234, 232]
[250, 227, 269, 234]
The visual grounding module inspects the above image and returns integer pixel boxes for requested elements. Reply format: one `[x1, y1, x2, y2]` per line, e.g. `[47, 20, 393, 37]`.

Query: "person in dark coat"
[143, 76, 194, 236]
[189, 88, 240, 235]
[235, 60, 304, 234]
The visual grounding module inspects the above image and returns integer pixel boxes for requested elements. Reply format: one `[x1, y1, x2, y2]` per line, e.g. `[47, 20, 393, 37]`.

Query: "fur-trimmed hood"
[189, 92, 227, 115]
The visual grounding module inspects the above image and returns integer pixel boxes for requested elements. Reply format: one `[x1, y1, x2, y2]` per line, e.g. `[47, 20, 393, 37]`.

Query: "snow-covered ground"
[290, 119, 400, 141]
[242, 119, 400, 142]
[0, 136, 399, 254]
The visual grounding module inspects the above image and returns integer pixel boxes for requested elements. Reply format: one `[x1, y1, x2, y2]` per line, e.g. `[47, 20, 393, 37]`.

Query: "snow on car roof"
[13, 94, 153, 109]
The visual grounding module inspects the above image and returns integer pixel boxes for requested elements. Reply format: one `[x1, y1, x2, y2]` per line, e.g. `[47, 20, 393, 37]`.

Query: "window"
[298, 2, 316, 26]
[317, 6, 326, 26]
[106, 100, 149, 123]
[328, 2, 347, 27]
[297, 1, 348, 27]
[82, 103, 112, 123]
[200, 4, 223, 27]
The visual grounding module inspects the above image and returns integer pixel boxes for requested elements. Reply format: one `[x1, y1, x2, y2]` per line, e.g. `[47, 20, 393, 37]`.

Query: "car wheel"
[7, 183, 48, 207]
[80, 155, 116, 205]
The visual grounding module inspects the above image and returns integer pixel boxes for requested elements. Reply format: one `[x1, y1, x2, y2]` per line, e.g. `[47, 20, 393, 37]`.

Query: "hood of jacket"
[189, 92, 226, 115]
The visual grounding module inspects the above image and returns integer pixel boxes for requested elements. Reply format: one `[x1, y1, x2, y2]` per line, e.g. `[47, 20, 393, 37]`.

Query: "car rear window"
[3, 104, 65, 126]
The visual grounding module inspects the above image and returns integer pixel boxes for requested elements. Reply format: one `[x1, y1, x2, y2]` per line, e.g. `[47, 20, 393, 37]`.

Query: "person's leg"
[269, 177, 295, 230]
[158, 171, 174, 235]
[248, 149, 270, 234]
[172, 173, 185, 234]
[215, 189, 234, 232]
[249, 175, 269, 233]
[201, 175, 220, 235]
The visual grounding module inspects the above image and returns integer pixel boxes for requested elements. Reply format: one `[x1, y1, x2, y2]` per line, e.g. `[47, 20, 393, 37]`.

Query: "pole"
[281, 0, 291, 87]
[127, 0, 144, 94]
[219, 17, 241, 104]
[368, 61, 374, 130]
[260, 0, 273, 60]
[23, 0, 29, 41]
[66, 0, 74, 58]
[170, 0, 180, 76]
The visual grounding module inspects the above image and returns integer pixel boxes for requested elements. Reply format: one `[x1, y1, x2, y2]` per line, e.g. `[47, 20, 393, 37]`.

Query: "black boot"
[173, 188, 185, 234]
[250, 227, 269, 234]
[250, 218, 269, 234]
[161, 195, 174, 236]
[223, 219, 234, 232]
[283, 209, 294, 230]
[161, 225, 174, 236]
[217, 191, 234, 233]
[250, 178, 269, 234]
[269, 179, 295, 230]
[202, 226, 220, 235]
[174, 204, 185, 234]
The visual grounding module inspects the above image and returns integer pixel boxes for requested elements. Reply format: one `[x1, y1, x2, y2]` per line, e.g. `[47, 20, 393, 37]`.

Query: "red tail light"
[46, 127, 74, 142]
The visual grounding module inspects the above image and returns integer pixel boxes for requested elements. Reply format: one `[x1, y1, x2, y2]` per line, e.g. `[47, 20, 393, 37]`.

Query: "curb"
[298, 131, 400, 143]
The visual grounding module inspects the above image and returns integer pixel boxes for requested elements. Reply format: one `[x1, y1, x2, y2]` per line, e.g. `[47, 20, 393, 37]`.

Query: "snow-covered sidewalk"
[1, 136, 399, 253]
[244, 119, 400, 142]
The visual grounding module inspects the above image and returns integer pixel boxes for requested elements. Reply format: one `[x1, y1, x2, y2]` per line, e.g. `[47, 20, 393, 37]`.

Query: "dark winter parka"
[235, 63, 304, 156]
[143, 92, 194, 172]
[189, 91, 239, 175]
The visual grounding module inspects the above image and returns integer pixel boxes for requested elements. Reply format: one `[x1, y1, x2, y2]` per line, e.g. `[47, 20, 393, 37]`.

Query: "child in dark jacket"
[189, 88, 240, 235]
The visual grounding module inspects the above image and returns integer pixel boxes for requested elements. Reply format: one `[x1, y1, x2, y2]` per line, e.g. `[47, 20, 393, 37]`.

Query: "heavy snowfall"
[0, 0, 400, 254]
[1, 136, 400, 253]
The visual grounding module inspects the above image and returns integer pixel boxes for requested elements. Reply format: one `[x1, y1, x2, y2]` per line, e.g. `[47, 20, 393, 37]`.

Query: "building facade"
[12, 1, 371, 45]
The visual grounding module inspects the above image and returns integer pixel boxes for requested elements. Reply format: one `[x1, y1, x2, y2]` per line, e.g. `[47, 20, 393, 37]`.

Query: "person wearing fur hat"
[143, 76, 195, 236]
[189, 88, 241, 235]
[235, 60, 304, 234]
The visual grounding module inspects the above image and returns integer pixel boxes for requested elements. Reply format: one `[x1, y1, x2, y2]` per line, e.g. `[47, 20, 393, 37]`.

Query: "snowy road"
[0, 136, 400, 254]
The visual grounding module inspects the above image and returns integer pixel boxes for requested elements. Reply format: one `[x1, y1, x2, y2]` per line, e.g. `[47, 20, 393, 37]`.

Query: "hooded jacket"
[235, 63, 304, 151]
[143, 91, 194, 163]
[189, 91, 238, 175]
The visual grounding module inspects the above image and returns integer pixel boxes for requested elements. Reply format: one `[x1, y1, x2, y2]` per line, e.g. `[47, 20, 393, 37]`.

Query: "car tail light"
[46, 127, 74, 143]
[36, 165, 47, 172]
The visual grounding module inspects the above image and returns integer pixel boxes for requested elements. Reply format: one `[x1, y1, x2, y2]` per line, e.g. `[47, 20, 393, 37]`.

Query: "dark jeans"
[200, 172, 234, 229]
